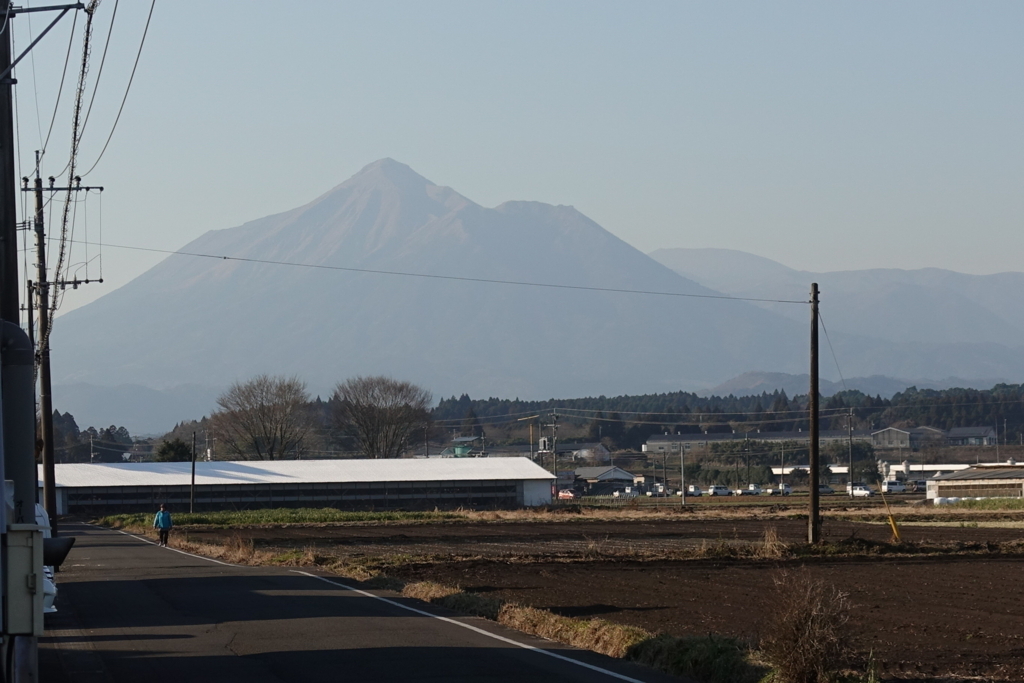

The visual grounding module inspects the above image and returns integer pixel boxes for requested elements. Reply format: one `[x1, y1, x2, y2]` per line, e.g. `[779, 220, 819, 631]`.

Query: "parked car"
[612, 489, 638, 499]
[706, 484, 731, 496]
[850, 484, 874, 498]
[557, 489, 578, 500]
[766, 483, 792, 496]
[881, 480, 907, 494]
[818, 485, 835, 495]
[681, 484, 703, 497]
[735, 484, 762, 496]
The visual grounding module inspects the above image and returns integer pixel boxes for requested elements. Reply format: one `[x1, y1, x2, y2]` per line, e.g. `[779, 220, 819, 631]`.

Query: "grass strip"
[951, 498, 1024, 511]
[95, 508, 461, 529]
[391, 579, 764, 683]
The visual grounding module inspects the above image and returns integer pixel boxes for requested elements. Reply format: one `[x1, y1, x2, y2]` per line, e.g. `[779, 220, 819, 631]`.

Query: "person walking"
[153, 504, 173, 547]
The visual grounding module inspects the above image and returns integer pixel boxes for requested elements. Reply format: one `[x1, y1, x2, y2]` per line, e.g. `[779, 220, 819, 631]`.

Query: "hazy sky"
[14, 1, 1024, 314]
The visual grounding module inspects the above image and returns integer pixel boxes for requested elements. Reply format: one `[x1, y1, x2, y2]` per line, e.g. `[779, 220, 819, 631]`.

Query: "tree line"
[54, 379, 1024, 462]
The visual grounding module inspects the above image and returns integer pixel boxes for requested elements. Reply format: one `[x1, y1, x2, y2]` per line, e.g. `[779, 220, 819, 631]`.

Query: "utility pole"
[808, 283, 821, 544]
[848, 407, 854, 499]
[541, 412, 559, 475]
[0, 11, 16, 324]
[24, 170, 102, 534]
[517, 415, 540, 462]
[30, 159, 56, 535]
[190, 431, 197, 513]
[678, 443, 685, 507]
[0, 6, 91, 679]
[781, 442, 785, 487]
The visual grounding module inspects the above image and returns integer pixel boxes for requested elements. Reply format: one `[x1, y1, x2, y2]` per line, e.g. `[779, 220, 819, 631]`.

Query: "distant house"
[438, 436, 479, 457]
[573, 466, 636, 494]
[871, 426, 946, 451]
[946, 427, 997, 447]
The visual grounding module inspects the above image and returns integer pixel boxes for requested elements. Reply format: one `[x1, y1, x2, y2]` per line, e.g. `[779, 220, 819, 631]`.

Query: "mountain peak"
[343, 158, 437, 192]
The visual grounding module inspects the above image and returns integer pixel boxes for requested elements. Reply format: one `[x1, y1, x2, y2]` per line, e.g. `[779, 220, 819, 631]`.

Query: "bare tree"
[210, 375, 313, 460]
[335, 376, 432, 458]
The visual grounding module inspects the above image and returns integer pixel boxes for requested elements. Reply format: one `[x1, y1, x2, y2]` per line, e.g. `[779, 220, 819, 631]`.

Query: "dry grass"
[759, 571, 851, 683]
[395, 579, 760, 683]
[757, 525, 787, 559]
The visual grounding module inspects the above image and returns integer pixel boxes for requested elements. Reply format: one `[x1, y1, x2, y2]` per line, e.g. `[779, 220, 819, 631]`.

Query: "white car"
[681, 485, 702, 497]
[706, 485, 731, 496]
[850, 484, 874, 498]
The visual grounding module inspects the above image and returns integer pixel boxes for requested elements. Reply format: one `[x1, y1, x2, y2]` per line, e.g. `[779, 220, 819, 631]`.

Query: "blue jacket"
[153, 510, 173, 529]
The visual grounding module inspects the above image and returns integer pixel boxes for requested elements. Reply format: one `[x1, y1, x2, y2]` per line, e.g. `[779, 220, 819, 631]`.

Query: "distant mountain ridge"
[650, 247, 1024, 347]
[48, 163, 1024, 434]
[703, 371, 1005, 400]
[50, 159, 805, 424]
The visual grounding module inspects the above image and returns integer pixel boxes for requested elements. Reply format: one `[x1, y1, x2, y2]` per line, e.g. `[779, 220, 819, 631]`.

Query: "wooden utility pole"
[25, 171, 102, 534]
[678, 443, 685, 506]
[32, 159, 57, 534]
[808, 283, 820, 543]
[190, 431, 197, 513]
[847, 407, 854, 499]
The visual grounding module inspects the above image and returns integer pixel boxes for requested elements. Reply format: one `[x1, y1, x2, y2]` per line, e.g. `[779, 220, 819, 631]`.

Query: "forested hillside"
[434, 383, 1024, 449]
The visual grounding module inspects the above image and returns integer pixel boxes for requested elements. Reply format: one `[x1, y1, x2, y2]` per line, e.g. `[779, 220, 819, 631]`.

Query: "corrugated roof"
[932, 466, 1024, 482]
[574, 466, 635, 480]
[42, 458, 555, 489]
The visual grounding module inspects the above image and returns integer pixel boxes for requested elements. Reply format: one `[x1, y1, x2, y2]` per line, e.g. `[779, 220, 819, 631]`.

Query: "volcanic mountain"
[50, 159, 806, 410]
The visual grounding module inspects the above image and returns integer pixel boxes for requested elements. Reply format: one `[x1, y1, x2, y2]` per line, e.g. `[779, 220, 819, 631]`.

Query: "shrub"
[759, 571, 851, 683]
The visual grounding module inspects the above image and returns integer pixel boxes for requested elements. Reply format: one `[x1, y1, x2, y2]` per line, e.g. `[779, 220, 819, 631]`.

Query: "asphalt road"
[40, 523, 682, 682]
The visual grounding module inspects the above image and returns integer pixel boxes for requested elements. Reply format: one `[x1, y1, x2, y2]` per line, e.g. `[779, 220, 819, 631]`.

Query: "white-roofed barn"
[42, 458, 555, 514]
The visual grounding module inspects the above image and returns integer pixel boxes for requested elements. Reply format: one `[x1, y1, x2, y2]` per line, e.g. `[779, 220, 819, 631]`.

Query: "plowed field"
[193, 517, 1024, 680]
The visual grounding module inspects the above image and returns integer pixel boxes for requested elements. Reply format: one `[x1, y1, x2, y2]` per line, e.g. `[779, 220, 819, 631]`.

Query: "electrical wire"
[81, 0, 154, 177]
[25, 1, 45, 151]
[62, 238, 812, 305]
[48, 0, 98, 331]
[554, 405, 851, 418]
[818, 309, 848, 393]
[77, 0, 117, 138]
[37, 6, 78, 172]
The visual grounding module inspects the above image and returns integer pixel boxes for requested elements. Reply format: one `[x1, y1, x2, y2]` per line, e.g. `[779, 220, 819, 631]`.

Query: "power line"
[63, 238, 812, 305]
[81, 0, 154, 177]
[37, 5, 77, 171]
[78, 0, 117, 139]
[818, 309, 847, 393]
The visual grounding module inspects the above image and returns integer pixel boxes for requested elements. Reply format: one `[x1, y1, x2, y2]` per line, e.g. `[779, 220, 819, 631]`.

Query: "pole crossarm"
[0, 5, 82, 83]
[21, 186, 103, 192]
[10, 3, 86, 14]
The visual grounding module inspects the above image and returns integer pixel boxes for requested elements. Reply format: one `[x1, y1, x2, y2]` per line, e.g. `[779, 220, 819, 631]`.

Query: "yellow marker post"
[878, 488, 901, 543]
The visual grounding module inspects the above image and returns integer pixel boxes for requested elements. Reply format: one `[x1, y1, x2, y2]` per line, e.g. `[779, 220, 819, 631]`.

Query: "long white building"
[40, 458, 555, 514]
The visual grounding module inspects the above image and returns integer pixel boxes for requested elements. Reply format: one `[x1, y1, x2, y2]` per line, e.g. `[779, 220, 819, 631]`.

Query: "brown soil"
[191, 517, 1024, 681]
[183, 517, 1024, 558]
[398, 554, 1024, 681]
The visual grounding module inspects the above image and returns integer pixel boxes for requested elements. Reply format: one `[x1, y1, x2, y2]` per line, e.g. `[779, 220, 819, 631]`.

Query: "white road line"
[290, 569, 650, 683]
[85, 524, 653, 682]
